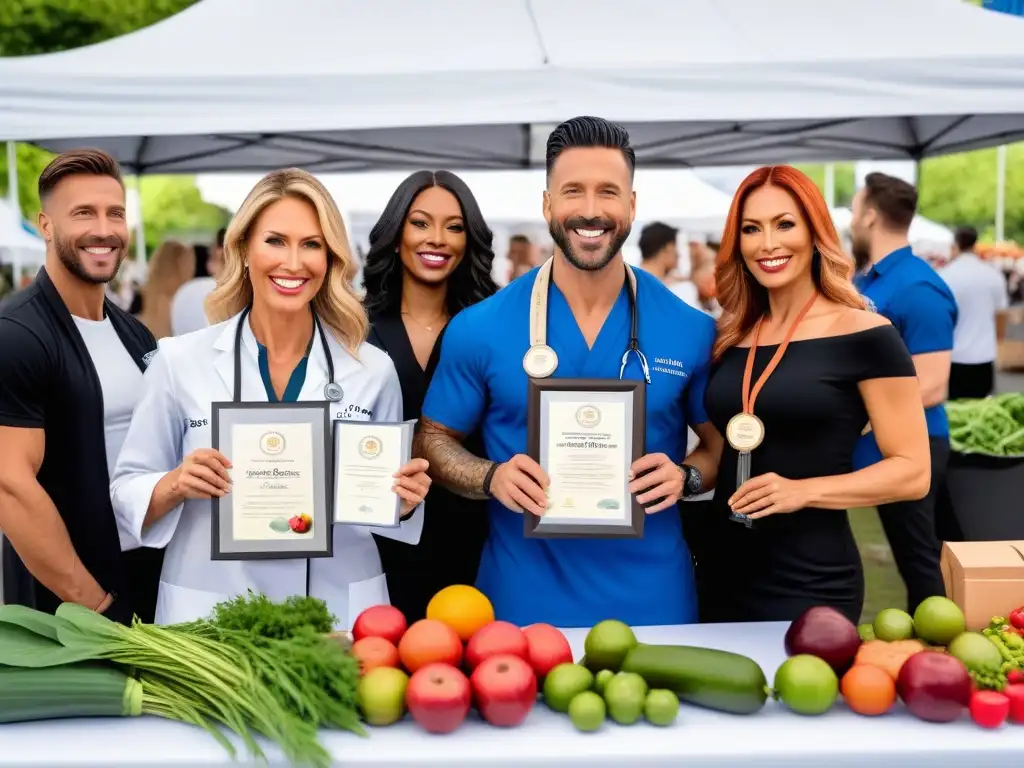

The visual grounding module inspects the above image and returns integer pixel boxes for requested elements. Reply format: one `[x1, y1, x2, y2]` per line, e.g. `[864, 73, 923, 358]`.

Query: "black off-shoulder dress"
[697, 325, 916, 624]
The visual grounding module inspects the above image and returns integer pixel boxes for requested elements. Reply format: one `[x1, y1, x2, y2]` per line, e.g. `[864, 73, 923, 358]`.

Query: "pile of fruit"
[778, 597, 1024, 729]
[350, 585, 573, 733]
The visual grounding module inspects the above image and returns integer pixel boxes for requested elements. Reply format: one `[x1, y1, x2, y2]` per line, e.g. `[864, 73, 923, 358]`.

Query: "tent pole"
[824, 163, 836, 208]
[132, 175, 147, 264]
[5, 141, 18, 211]
[996, 144, 1007, 242]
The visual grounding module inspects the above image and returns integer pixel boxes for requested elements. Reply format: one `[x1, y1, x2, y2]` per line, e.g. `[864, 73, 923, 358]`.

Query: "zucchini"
[620, 644, 769, 715]
[0, 662, 143, 723]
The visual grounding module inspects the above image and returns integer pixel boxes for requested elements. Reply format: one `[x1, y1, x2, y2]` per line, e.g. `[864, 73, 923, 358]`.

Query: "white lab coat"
[110, 311, 423, 628]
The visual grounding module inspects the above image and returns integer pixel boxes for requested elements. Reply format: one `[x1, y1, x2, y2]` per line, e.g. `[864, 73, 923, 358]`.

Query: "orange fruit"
[425, 585, 495, 642]
[398, 619, 463, 673]
[351, 636, 400, 675]
[841, 663, 897, 716]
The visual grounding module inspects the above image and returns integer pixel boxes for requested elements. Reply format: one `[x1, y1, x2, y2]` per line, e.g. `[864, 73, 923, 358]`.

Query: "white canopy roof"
[0, 200, 45, 266]
[2, 0, 1024, 172]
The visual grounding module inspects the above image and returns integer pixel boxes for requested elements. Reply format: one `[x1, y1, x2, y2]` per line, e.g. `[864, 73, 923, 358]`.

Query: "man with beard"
[0, 149, 161, 623]
[849, 172, 957, 613]
[413, 117, 721, 627]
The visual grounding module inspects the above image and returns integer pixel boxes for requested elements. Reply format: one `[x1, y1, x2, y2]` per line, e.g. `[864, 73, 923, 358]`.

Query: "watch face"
[686, 467, 703, 493]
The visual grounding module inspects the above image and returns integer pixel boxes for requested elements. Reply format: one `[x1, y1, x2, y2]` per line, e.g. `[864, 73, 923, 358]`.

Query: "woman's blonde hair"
[137, 239, 195, 339]
[205, 168, 368, 353]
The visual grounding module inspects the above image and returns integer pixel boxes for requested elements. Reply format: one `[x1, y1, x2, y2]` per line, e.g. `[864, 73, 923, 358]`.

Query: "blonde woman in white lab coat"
[111, 169, 431, 628]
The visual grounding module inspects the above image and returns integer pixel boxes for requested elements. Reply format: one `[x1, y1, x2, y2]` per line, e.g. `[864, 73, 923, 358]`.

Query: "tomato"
[1004, 684, 1024, 725]
[840, 664, 897, 716]
[351, 636, 400, 675]
[970, 690, 1010, 729]
[398, 619, 463, 674]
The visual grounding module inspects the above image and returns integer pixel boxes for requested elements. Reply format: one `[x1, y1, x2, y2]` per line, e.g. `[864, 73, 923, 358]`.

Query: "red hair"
[712, 166, 864, 359]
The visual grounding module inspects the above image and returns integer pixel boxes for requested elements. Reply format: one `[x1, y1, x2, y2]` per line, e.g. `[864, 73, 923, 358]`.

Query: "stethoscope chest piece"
[523, 344, 559, 379]
[324, 382, 344, 402]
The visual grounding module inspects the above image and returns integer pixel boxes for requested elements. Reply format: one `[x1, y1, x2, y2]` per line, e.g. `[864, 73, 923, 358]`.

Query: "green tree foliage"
[139, 176, 229, 252]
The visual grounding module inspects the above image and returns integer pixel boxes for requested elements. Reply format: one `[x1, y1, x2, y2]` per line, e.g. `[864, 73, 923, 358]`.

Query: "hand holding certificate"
[525, 378, 646, 539]
[333, 420, 429, 527]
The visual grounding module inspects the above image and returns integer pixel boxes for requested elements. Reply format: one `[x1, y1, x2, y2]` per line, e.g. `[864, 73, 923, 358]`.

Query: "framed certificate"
[210, 402, 333, 560]
[333, 419, 414, 528]
[525, 378, 646, 539]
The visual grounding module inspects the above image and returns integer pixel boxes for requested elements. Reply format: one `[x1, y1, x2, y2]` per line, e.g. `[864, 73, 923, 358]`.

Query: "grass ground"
[849, 507, 906, 623]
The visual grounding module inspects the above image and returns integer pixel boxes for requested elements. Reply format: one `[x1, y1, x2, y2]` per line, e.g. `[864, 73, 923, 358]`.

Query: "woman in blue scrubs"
[414, 117, 723, 628]
[362, 171, 498, 621]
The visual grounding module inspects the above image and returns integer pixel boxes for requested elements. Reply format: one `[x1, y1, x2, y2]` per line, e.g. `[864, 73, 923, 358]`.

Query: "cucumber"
[620, 644, 769, 715]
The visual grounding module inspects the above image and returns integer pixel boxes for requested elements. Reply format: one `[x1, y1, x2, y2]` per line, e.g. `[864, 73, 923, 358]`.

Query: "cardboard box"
[941, 541, 1024, 630]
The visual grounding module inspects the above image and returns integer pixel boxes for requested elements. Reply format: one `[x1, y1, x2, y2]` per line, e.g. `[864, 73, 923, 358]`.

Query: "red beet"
[784, 606, 861, 675]
[896, 651, 972, 723]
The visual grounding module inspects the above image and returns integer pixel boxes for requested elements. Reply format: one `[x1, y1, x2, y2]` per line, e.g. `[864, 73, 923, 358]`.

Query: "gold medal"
[523, 344, 558, 378]
[726, 412, 765, 452]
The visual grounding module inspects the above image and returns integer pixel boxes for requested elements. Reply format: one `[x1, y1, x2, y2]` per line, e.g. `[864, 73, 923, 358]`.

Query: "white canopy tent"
[2, 0, 1024, 172]
[0, 199, 45, 293]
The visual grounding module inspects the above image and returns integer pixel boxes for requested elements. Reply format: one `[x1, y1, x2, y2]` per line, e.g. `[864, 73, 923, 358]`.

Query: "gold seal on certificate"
[333, 419, 414, 528]
[523, 344, 558, 378]
[210, 402, 333, 560]
[725, 412, 765, 452]
[525, 378, 646, 539]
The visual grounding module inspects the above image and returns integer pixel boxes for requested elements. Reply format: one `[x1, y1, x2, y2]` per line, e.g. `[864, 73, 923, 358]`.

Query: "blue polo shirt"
[853, 246, 958, 467]
[421, 267, 716, 628]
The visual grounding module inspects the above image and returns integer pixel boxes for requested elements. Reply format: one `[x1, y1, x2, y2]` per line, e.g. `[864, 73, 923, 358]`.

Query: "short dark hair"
[215, 227, 227, 248]
[38, 148, 124, 203]
[509, 234, 531, 246]
[954, 226, 978, 252]
[862, 172, 917, 232]
[638, 222, 678, 260]
[545, 116, 636, 180]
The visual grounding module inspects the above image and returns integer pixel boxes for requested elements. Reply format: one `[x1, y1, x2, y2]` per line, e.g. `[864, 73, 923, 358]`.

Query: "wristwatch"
[679, 464, 703, 499]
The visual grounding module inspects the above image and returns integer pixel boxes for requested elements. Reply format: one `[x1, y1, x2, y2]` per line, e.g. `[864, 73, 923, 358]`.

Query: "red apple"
[465, 621, 529, 672]
[405, 663, 472, 734]
[470, 654, 537, 727]
[352, 605, 408, 646]
[522, 623, 573, 681]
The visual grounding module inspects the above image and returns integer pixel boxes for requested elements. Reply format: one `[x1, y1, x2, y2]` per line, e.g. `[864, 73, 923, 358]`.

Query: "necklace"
[401, 304, 448, 332]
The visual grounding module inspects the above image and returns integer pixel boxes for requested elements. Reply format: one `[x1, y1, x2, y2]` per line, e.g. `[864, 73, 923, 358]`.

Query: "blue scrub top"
[853, 246, 958, 467]
[422, 266, 717, 628]
[257, 342, 311, 403]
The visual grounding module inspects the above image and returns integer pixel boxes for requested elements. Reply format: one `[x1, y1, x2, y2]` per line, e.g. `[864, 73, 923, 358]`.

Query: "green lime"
[603, 671, 647, 725]
[773, 655, 838, 716]
[542, 663, 594, 713]
[644, 689, 679, 726]
[913, 596, 966, 646]
[857, 623, 875, 642]
[568, 691, 606, 732]
[583, 620, 638, 672]
[873, 608, 915, 641]
[948, 631, 1003, 673]
[593, 669, 614, 696]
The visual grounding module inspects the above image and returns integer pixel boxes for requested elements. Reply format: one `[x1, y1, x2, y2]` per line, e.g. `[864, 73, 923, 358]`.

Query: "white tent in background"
[2, 0, 1024, 172]
[0, 199, 45, 288]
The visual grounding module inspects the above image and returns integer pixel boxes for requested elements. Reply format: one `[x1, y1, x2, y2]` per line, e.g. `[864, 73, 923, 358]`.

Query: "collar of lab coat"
[211, 310, 332, 402]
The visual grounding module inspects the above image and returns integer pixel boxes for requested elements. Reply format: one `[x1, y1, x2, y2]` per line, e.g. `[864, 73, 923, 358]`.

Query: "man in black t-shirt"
[0, 149, 160, 623]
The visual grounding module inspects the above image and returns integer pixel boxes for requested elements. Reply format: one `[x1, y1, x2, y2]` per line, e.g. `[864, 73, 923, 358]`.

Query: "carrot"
[854, 639, 927, 680]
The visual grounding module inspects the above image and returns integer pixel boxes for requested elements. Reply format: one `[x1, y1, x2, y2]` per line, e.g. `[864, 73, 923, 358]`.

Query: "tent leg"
[5, 141, 17, 212]
[996, 145, 1007, 242]
[133, 175, 147, 263]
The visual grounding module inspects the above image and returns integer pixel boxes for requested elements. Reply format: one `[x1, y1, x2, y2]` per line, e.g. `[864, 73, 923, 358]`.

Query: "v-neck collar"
[369, 312, 446, 418]
[548, 279, 630, 378]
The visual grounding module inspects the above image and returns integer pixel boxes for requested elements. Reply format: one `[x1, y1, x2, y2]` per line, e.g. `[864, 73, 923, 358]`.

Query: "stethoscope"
[522, 258, 651, 383]
[232, 305, 343, 403]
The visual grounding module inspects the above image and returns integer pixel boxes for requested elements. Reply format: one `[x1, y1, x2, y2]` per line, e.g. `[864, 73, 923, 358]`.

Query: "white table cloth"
[0, 621, 1021, 766]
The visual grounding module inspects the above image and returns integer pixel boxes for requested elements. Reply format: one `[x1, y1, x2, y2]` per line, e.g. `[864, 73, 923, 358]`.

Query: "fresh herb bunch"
[205, 591, 337, 640]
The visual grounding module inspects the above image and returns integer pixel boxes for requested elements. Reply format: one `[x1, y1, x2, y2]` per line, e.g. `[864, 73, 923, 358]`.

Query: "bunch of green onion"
[0, 601, 363, 767]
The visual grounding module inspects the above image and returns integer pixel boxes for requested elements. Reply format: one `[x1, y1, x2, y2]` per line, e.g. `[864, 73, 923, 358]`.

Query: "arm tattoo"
[413, 417, 494, 500]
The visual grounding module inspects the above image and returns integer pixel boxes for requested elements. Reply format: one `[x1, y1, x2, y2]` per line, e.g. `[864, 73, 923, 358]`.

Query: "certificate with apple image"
[333, 420, 414, 528]
[210, 401, 333, 560]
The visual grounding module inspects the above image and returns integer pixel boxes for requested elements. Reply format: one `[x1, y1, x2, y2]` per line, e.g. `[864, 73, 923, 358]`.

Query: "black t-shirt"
[696, 324, 915, 624]
[0, 269, 156, 619]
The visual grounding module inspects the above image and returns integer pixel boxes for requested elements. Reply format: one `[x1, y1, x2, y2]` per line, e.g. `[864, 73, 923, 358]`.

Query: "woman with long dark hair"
[362, 170, 498, 621]
[693, 166, 932, 624]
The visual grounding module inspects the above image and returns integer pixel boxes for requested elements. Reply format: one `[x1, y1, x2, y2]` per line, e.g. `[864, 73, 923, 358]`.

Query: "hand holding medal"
[727, 293, 817, 527]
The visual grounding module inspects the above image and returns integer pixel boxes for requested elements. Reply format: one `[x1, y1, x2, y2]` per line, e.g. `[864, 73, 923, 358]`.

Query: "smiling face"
[544, 147, 635, 272]
[39, 174, 129, 285]
[246, 196, 328, 317]
[738, 184, 815, 291]
[398, 185, 466, 286]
